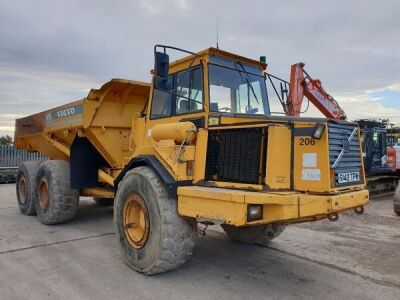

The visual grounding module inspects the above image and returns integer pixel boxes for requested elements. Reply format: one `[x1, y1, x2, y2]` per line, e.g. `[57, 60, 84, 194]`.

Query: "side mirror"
[154, 51, 171, 91]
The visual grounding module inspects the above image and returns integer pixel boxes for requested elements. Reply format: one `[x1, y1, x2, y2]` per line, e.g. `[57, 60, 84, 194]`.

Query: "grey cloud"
[0, 0, 399, 135]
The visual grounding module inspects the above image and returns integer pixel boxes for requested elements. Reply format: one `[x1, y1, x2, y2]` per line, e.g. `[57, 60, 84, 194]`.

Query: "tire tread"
[35, 160, 79, 225]
[115, 166, 196, 275]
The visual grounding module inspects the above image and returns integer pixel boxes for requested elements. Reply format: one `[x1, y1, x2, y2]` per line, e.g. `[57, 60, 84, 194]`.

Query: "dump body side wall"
[15, 100, 84, 159]
[15, 80, 151, 169]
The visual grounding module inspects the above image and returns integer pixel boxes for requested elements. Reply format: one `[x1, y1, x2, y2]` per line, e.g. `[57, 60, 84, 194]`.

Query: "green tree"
[0, 135, 13, 145]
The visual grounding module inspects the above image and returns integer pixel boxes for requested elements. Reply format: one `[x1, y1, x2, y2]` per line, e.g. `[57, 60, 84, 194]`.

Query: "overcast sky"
[1, 0, 399, 136]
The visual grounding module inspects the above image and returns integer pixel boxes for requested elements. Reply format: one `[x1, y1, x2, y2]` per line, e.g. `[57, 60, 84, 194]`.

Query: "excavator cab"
[357, 120, 392, 175]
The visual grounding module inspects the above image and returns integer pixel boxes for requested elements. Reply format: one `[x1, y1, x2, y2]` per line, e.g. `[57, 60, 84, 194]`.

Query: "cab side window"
[150, 89, 172, 119]
[150, 67, 203, 119]
[176, 67, 203, 114]
[151, 75, 173, 119]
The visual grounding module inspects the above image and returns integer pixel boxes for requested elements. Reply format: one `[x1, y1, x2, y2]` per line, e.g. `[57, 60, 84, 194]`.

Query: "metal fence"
[0, 145, 47, 168]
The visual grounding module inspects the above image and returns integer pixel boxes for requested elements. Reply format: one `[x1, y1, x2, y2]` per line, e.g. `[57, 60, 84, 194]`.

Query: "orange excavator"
[282, 62, 397, 196]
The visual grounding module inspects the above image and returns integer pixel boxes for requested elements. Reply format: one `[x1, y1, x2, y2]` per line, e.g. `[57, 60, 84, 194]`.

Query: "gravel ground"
[0, 183, 399, 300]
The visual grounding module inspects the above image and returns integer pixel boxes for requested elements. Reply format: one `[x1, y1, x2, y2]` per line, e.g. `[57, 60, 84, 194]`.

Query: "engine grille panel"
[205, 128, 266, 184]
[328, 122, 363, 187]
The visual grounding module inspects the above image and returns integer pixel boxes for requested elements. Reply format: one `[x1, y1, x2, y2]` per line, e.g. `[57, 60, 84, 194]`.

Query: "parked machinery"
[281, 63, 398, 196]
[355, 119, 397, 196]
[14, 46, 369, 274]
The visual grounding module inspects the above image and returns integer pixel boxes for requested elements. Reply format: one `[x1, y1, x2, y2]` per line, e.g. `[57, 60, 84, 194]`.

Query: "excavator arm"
[286, 63, 347, 120]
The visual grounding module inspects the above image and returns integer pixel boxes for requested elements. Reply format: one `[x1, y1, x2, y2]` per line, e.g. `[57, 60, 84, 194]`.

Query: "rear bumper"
[177, 186, 369, 226]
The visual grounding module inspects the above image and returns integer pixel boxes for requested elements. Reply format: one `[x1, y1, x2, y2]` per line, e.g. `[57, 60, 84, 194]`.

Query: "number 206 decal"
[299, 138, 316, 146]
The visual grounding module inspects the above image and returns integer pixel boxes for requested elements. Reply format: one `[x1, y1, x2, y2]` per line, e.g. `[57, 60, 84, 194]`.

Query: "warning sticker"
[301, 169, 321, 181]
[303, 153, 317, 167]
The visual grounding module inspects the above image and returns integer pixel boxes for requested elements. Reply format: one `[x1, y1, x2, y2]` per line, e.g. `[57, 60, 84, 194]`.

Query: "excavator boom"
[287, 63, 347, 120]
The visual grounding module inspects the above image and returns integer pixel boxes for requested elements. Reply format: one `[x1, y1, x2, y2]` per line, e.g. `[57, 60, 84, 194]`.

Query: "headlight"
[247, 204, 263, 222]
[312, 123, 325, 139]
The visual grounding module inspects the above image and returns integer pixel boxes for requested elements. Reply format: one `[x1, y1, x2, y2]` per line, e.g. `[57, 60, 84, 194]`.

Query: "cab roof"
[168, 47, 267, 70]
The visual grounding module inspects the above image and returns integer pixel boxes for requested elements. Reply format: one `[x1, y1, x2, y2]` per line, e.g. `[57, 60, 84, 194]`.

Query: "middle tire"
[114, 166, 196, 275]
[221, 223, 286, 246]
[93, 197, 114, 206]
[35, 160, 79, 225]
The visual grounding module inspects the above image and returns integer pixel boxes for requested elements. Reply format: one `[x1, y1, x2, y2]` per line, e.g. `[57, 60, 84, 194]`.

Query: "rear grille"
[328, 122, 363, 186]
[205, 128, 266, 184]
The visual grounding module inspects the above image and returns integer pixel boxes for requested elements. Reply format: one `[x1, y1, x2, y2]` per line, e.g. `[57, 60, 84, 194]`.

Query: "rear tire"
[114, 166, 196, 275]
[221, 223, 286, 246]
[94, 197, 114, 206]
[16, 161, 40, 215]
[35, 160, 79, 225]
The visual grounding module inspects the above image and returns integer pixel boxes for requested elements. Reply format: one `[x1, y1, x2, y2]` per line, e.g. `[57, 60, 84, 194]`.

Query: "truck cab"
[135, 46, 368, 212]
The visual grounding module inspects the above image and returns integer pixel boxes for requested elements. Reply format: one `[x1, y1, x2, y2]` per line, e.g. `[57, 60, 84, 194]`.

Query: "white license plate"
[338, 172, 360, 184]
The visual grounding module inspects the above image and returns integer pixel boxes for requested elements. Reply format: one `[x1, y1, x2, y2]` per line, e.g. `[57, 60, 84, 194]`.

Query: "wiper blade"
[235, 61, 260, 105]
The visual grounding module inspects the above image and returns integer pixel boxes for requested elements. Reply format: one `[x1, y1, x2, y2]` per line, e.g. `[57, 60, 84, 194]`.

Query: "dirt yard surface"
[0, 183, 399, 299]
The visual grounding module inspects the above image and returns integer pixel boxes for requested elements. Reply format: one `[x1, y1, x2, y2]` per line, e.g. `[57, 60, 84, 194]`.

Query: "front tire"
[114, 166, 196, 275]
[35, 160, 79, 225]
[221, 223, 286, 246]
[16, 161, 40, 215]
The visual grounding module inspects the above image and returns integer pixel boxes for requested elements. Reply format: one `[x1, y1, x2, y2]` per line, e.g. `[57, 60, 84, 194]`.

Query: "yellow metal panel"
[204, 181, 263, 191]
[293, 122, 331, 192]
[262, 204, 299, 223]
[299, 189, 369, 217]
[42, 135, 70, 157]
[178, 186, 245, 203]
[178, 195, 247, 225]
[178, 185, 368, 226]
[266, 125, 292, 189]
[178, 187, 246, 225]
[153, 141, 193, 181]
[85, 127, 132, 168]
[330, 190, 369, 211]
[193, 129, 208, 182]
[129, 116, 146, 152]
[244, 192, 297, 205]
[299, 194, 330, 217]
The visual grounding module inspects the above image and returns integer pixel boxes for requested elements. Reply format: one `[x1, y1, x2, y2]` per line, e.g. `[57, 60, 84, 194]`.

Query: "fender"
[114, 156, 191, 197]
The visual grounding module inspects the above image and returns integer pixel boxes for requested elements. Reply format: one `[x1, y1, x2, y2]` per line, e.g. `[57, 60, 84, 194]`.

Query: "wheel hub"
[38, 177, 49, 209]
[18, 176, 27, 204]
[123, 194, 150, 249]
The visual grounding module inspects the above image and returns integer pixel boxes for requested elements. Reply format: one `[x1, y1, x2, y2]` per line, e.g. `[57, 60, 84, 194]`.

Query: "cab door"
[147, 65, 207, 135]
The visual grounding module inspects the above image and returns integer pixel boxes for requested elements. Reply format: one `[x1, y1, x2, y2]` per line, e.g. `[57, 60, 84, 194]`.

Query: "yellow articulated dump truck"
[15, 45, 369, 274]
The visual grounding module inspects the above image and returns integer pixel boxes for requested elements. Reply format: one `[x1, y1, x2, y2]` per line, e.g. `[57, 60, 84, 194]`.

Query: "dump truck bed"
[15, 79, 151, 168]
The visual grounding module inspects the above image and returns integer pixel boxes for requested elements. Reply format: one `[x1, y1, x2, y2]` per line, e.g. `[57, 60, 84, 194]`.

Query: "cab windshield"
[208, 57, 269, 115]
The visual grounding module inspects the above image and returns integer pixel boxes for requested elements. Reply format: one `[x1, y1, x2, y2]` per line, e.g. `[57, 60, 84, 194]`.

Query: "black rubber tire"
[94, 197, 114, 206]
[35, 160, 79, 225]
[114, 166, 196, 275]
[221, 223, 286, 246]
[16, 161, 40, 215]
[394, 203, 400, 216]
